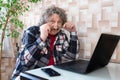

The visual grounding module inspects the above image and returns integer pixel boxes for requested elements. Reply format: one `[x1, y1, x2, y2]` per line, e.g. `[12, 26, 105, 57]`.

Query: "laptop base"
[54, 59, 89, 74]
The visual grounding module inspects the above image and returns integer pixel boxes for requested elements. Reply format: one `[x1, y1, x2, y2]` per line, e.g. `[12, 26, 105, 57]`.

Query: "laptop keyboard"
[54, 59, 89, 73]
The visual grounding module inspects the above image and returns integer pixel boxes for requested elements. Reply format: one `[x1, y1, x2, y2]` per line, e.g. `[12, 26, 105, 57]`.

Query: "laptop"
[54, 33, 120, 74]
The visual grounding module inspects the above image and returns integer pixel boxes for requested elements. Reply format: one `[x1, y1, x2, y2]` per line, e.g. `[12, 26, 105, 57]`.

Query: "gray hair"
[38, 6, 67, 26]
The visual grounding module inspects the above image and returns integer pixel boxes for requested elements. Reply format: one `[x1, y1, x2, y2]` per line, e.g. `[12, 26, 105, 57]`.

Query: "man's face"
[47, 14, 62, 35]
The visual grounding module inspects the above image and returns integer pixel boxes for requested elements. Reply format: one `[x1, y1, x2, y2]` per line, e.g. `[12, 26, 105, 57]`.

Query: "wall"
[20, 0, 120, 62]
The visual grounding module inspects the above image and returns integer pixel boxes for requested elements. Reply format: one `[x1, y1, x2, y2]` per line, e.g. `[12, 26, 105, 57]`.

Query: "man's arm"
[19, 26, 47, 67]
[62, 32, 79, 61]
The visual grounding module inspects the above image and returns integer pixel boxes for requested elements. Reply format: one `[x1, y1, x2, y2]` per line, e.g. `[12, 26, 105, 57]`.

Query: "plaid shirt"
[11, 26, 79, 80]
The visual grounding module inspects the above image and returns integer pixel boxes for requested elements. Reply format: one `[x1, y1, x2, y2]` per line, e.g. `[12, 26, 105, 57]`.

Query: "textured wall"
[20, 0, 120, 62]
[1, 0, 120, 80]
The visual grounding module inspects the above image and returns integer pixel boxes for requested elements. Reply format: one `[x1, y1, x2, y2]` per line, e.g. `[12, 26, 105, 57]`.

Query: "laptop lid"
[86, 33, 120, 73]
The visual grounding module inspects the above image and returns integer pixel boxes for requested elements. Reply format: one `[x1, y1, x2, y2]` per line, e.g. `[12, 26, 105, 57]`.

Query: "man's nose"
[53, 23, 59, 29]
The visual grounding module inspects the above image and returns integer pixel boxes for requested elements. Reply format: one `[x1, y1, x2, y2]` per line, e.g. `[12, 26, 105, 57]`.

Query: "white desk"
[24, 63, 120, 80]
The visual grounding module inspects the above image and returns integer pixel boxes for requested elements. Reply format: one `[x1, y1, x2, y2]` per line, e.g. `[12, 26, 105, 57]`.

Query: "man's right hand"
[40, 23, 51, 42]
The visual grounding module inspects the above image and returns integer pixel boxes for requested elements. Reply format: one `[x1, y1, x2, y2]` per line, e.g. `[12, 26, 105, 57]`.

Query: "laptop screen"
[87, 33, 120, 72]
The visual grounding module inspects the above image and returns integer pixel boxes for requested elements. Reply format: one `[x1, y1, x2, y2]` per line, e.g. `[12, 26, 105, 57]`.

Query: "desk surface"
[25, 63, 120, 80]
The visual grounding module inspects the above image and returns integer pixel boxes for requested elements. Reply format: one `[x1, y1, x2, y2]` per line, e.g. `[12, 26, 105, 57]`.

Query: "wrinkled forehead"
[47, 14, 62, 22]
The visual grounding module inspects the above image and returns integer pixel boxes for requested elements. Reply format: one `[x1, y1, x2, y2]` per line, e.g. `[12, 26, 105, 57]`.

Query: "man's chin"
[49, 33, 57, 35]
[49, 32, 58, 35]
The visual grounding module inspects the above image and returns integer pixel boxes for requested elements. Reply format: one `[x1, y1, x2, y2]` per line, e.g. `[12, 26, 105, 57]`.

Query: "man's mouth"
[51, 28, 59, 31]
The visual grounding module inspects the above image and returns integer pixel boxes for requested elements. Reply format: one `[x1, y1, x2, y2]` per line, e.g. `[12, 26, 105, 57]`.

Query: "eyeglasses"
[48, 20, 63, 28]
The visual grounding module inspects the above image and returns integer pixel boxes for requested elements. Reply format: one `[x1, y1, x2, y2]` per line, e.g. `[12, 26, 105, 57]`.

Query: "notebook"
[54, 33, 120, 74]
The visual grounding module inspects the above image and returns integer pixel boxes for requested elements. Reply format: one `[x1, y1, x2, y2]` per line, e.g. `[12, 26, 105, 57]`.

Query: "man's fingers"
[63, 23, 67, 28]
[63, 23, 74, 29]
[47, 28, 51, 32]
[47, 22, 53, 26]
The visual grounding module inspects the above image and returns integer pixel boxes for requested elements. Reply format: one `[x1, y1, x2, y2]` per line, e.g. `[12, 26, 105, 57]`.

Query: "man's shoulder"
[27, 26, 39, 31]
[59, 30, 66, 35]
[26, 26, 40, 35]
[58, 30, 69, 37]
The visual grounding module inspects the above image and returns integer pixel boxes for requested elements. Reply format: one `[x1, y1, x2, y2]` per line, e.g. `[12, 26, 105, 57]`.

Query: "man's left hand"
[63, 22, 76, 32]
